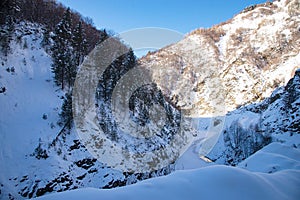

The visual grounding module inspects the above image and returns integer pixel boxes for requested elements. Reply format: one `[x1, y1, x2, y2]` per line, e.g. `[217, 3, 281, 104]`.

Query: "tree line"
[0, 0, 107, 53]
[0, 0, 110, 128]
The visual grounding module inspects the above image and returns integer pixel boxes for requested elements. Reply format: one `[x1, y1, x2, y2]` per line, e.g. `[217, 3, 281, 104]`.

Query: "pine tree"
[60, 92, 73, 129]
[0, 16, 14, 56]
[72, 21, 87, 66]
[126, 48, 136, 69]
[51, 7, 75, 90]
[41, 26, 51, 50]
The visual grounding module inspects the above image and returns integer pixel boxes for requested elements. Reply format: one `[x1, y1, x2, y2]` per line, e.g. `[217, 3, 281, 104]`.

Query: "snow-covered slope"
[0, 22, 126, 199]
[205, 69, 300, 166]
[139, 0, 300, 116]
[0, 22, 172, 199]
[238, 142, 300, 173]
[0, 22, 63, 198]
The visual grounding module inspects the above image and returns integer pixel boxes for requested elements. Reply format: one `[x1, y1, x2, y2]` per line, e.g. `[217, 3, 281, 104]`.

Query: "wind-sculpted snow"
[36, 164, 300, 200]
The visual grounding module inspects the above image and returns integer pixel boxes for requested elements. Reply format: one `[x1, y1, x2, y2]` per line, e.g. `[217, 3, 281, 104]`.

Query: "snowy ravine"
[1, 1, 300, 199]
[0, 22, 126, 199]
[36, 71, 300, 200]
[0, 22, 174, 199]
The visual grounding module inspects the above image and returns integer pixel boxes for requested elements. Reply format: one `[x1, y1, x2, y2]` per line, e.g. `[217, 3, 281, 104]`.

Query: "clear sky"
[58, 0, 268, 35]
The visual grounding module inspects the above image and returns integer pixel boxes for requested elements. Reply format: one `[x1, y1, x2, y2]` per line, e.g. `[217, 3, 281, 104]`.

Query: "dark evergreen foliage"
[0, 16, 14, 56]
[72, 21, 87, 66]
[0, 0, 108, 53]
[60, 92, 73, 129]
[51, 8, 74, 90]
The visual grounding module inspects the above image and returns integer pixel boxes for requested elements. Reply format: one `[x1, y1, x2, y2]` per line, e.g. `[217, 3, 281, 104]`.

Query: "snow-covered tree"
[51, 7, 76, 90]
[60, 92, 73, 129]
[0, 16, 14, 56]
[72, 21, 87, 66]
[41, 26, 51, 50]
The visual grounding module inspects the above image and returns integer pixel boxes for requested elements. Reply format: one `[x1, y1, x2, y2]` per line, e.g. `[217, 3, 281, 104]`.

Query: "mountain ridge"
[139, 0, 300, 115]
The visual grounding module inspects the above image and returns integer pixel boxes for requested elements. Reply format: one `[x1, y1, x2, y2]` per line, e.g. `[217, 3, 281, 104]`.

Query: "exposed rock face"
[139, 0, 300, 116]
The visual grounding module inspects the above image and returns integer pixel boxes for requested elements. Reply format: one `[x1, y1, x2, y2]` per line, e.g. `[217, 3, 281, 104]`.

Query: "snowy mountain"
[0, 22, 154, 199]
[0, 0, 300, 199]
[139, 0, 300, 115]
[0, 12, 172, 200]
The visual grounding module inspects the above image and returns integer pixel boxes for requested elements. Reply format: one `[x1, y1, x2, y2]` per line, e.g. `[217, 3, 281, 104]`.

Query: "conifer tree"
[0, 16, 14, 56]
[0, 0, 20, 24]
[41, 26, 51, 50]
[60, 92, 73, 129]
[51, 7, 74, 90]
[72, 21, 87, 66]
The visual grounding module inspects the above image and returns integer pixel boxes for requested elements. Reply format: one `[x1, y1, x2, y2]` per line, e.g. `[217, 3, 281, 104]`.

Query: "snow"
[0, 23, 64, 196]
[35, 165, 300, 200]
[0, 26, 61, 170]
[239, 142, 300, 173]
[217, 34, 226, 61]
[175, 142, 215, 170]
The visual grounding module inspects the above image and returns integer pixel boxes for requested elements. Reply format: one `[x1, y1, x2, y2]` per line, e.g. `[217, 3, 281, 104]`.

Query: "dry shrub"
[258, 7, 274, 15]
[287, 0, 300, 16]
[258, 18, 275, 29]
[230, 28, 250, 47]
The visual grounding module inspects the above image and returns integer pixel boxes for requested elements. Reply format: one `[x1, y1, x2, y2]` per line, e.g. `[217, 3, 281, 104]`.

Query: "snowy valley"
[0, 0, 300, 199]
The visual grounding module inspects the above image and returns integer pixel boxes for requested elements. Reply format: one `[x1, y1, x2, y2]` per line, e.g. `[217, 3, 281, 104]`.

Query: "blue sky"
[58, 0, 268, 34]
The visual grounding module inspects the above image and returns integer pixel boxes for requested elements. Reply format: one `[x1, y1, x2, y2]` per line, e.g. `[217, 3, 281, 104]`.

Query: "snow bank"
[36, 137, 300, 200]
[239, 142, 300, 173]
[35, 165, 300, 200]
